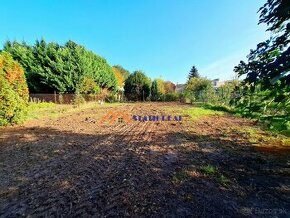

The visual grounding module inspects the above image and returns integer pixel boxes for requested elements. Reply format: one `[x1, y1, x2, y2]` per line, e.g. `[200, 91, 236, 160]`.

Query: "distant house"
[211, 79, 225, 89]
[175, 84, 186, 93]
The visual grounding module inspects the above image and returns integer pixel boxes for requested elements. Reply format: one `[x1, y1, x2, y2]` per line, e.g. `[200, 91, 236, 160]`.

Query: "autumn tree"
[0, 52, 29, 125]
[164, 81, 176, 93]
[112, 65, 130, 80]
[112, 66, 125, 88]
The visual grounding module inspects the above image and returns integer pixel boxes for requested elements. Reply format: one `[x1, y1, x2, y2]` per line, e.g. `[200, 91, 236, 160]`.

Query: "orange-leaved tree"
[0, 52, 29, 125]
[112, 66, 125, 88]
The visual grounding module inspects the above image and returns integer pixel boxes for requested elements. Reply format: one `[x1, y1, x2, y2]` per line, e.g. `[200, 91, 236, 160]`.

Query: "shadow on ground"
[0, 125, 289, 217]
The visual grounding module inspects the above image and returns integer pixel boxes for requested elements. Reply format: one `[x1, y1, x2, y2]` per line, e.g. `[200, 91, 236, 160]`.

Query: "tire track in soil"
[0, 106, 142, 217]
[55, 117, 142, 216]
[0, 103, 198, 217]
[98, 121, 152, 217]
[96, 104, 173, 216]
[72, 106, 150, 217]
[2, 103, 289, 217]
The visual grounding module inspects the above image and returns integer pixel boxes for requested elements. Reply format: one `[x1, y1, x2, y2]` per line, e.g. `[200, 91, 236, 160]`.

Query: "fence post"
[54, 91, 57, 103]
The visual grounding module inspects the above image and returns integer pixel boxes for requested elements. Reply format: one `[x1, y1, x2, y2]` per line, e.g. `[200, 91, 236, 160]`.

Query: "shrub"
[203, 103, 233, 113]
[151, 79, 166, 101]
[163, 93, 179, 101]
[72, 93, 85, 106]
[185, 77, 215, 103]
[164, 81, 176, 94]
[216, 81, 239, 105]
[124, 71, 150, 101]
[200, 164, 216, 175]
[105, 92, 118, 102]
[78, 76, 101, 94]
[0, 52, 29, 125]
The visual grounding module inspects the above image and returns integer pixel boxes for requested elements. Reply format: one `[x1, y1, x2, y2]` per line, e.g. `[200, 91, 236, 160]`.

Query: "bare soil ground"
[0, 102, 289, 217]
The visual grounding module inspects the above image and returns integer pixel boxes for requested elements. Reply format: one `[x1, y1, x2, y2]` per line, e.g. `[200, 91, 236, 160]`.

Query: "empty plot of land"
[0, 103, 289, 217]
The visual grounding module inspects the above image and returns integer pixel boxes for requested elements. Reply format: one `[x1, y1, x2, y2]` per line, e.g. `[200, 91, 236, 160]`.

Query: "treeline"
[185, 0, 289, 135]
[3, 40, 117, 94]
[3, 39, 223, 105]
[124, 71, 176, 101]
[232, 0, 289, 134]
[2, 39, 177, 101]
[184, 76, 238, 106]
[0, 39, 178, 125]
[1, 0, 288, 133]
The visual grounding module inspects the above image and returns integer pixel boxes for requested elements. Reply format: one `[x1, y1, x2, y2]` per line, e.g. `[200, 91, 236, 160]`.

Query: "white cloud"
[200, 27, 271, 81]
[200, 51, 249, 81]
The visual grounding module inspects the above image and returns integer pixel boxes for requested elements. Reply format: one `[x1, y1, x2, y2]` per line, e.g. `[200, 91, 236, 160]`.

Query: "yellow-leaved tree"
[0, 52, 29, 125]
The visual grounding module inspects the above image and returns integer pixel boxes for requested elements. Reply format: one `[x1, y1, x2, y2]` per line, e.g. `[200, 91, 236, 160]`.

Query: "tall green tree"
[151, 79, 166, 101]
[185, 77, 214, 103]
[234, 0, 289, 115]
[233, 0, 289, 133]
[150, 80, 158, 101]
[124, 71, 150, 101]
[4, 39, 117, 93]
[188, 66, 199, 81]
[235, 0, 289, 91]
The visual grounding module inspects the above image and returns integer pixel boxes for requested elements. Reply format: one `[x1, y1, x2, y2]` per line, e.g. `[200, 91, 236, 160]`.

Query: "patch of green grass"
[171, 170, 189, 184]
[218, 175, 231, 186]
[28, 102, 55, 110]
[282, 138, 290, 145]
[26, 101, 127, 121]
[26, 102, 58, 120]
[161, 105, 224, 120]
[26, 102, 84, 120]
[200, 164, 217, 175]
[241, 127, 261, 144]
[235, 126, 290, 146]
[203, 103, 234, 113]
[199, 164, 232, 187]
[266, 117, 290, 137]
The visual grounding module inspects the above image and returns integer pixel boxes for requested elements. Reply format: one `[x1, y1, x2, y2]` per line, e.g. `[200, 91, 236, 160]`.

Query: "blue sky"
[1, 0, 270, 84]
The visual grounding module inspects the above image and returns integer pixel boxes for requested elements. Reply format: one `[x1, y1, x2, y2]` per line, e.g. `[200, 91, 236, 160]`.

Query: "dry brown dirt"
[0, 102, 289, 217]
